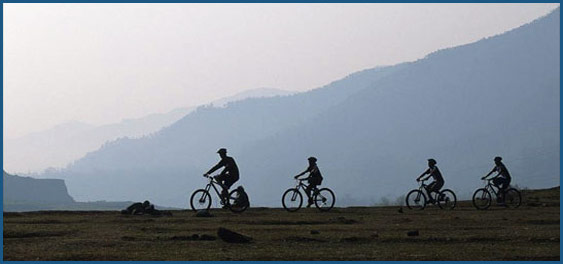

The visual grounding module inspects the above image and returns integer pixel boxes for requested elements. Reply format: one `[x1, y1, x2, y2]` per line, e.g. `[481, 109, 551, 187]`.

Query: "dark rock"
[195, 210, 213, 217]
[310, 230, 320, 235]
[340, 236, 374, 243]
[283, 236, 326, 243]
[217, 227, 252, 243]
[398, 207, 404, 213]
[170, 234, 216, 241]
[199, 234, 217, 241]
[121, 236, 136, 241]
[329, 217, 358, 224]
[407, 230, 419, 236]
[171, 235, 199, 241]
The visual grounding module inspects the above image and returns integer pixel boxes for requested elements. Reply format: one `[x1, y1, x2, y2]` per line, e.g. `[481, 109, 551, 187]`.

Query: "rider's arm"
[420, 175, 432, 182]
[206, 159, 226, 175]
[417, 168, 430, 181]
[482, 167, 497, 179]
[294, 168, 310, 179]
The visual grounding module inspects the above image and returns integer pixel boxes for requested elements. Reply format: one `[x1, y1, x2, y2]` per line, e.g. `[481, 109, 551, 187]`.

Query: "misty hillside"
[4, 88, 291, 174]
[4, 108, 192, 174]
[42, 8, 559, 207]
[211, 87, 295, 107]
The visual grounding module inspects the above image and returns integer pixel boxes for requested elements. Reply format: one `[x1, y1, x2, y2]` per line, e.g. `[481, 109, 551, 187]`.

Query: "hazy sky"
[3, 3, 559, 139]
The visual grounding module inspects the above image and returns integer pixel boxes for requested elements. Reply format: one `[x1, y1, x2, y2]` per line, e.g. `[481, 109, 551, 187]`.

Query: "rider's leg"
[499, 178, 510, 203]
[221, 177, 238, 203]
[305, 184, 316, 207]
[426, 182, 437, 203]
[435, 181, 445, 200]
[213, 176, 230, 208]
[492, 177, 506, 202]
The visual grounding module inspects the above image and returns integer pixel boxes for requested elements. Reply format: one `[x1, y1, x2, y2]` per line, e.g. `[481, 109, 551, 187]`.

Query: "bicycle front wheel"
[190, 189, 212, 211]
[437, 189, 457, 210]
[282, 188, 303, 212]
[504, 188, 522, 209]
[406, 190, 426, 210]
[472, 188, 491, 210]
[314, 188, 335, 212]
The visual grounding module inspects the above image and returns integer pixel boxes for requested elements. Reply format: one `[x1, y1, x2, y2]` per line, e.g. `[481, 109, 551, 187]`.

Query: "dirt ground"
[3, 187, 559, 260]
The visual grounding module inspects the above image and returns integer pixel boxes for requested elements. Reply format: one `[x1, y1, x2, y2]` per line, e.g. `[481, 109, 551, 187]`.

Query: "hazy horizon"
[3, 3, 559, 139]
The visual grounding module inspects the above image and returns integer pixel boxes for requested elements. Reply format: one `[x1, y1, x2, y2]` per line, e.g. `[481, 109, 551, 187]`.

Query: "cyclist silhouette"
[482, 156, 511, 202]
[416, 158, 444, 203]
[294, 157, 323, 208]
[204, 148, 239, 203]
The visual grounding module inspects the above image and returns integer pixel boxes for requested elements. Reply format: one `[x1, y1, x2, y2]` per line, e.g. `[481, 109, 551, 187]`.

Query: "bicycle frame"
[202, 175, 228, 203]
[483, 179, 503, 198]
[293, 179, 318, 197]
[417, 180, 438, 201]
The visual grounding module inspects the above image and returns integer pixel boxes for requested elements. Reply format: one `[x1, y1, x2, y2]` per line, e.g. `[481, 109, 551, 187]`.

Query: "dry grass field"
[3, 187, 559, 261]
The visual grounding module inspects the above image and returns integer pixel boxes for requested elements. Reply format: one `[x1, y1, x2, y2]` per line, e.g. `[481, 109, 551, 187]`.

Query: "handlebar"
[203, 174, 228, 188]
[293, 178, 307, 185]
[480, 176, 493, 181]
[203, 174, 220, 181]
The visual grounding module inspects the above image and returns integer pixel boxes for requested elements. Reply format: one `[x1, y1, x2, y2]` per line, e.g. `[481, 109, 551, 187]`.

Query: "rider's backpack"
[309, 175, 323, 185]
[309, 166, 323, 185]
[233, 186, 250, 207]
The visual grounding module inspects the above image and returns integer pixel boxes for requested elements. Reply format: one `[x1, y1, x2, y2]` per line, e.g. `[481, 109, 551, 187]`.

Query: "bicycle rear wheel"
[190, 189, 212, 211]
[504, 188, 522, 208]
[227, 188, 249, 213]
[406, 190, 426, 210]
[437, 189, 457, 210]
[282, 188, 303, 212]
[314, 188, 335, 212]
[472, 188, 491, 210]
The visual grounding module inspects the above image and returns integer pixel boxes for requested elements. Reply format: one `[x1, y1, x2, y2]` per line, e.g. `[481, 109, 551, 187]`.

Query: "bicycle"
[472, 178, 521, 210]
[189, 174, 249, 213]
[405, 180, 457, 210]
[282, 179, 335, 212]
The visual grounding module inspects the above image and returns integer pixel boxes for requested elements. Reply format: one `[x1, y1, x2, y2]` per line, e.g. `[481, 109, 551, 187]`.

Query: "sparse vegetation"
[3, 187, 559, 260]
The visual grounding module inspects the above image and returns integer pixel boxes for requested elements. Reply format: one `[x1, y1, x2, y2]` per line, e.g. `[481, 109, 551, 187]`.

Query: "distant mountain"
[42, 8, 559, 207]
[211, 88, 296, 107]
[3, 170, 74, 206]
[2, 170, 178, 212]
[46, 64, 404, 205]
[3, 107, 193, 174]
[4, 88, 292, 174]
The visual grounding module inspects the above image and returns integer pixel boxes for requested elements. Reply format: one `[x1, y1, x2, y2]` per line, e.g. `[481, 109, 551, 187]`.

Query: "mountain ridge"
[5, 88, 293, 174]
[41, 8, 559, 207]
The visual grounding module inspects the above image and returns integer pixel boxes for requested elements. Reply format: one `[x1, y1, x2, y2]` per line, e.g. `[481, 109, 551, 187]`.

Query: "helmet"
[494, 156, 502, 162]
[308, 157, 317, 163]
[217, 148, 227, 154]
[427, 158, 437, 165]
